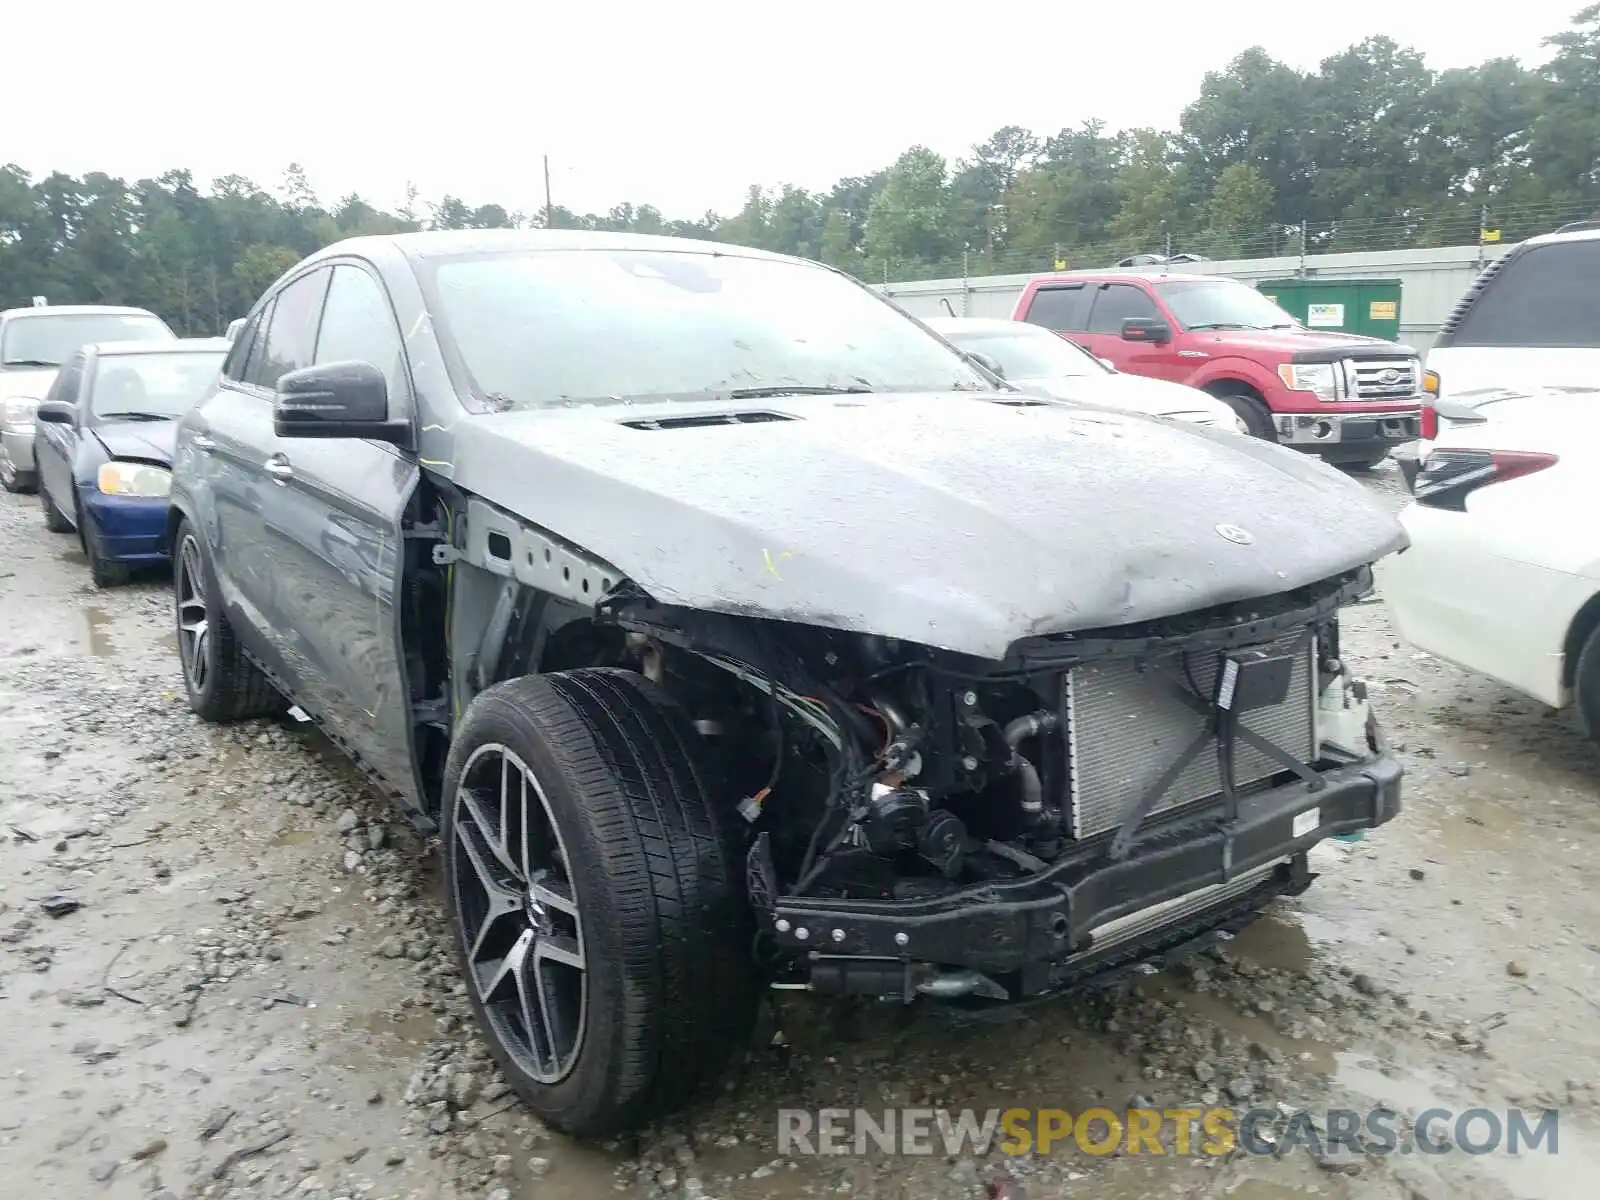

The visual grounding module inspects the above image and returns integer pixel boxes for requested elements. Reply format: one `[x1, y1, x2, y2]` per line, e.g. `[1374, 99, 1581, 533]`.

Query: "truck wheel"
[172, 518, 285, 721]
[1214, 390, 1275, 440]
[40, 485, 72, 533]
[1334, 451, 1389, 473]
[441, 669, 758, 1137]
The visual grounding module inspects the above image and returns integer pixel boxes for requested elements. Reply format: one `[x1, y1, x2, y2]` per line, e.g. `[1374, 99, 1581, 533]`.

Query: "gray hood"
[445, 392, 1405, 659]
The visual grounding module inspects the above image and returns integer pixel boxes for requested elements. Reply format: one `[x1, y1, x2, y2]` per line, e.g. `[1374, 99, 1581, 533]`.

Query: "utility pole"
[543, 155, 553, 228]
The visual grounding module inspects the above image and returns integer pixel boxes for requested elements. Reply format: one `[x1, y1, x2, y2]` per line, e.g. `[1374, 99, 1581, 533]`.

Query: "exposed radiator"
[1063, 631, 1316, 840]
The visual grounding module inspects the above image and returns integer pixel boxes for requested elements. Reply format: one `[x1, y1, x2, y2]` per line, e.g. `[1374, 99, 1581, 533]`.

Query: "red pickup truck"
[1010, 272, 1422, 467]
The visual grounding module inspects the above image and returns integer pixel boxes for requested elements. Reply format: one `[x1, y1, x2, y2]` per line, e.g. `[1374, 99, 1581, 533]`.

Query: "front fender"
[1182, 356, 1282, 400]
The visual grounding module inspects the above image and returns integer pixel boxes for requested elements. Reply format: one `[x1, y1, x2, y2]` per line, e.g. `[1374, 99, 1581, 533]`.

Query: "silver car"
[0, 304, 175, 493]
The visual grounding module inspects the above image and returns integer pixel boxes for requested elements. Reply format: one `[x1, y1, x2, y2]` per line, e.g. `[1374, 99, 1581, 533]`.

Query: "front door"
[1078, 282, 1184, 381]
[35, 352, 86, 512]
[258, 261, 419, 798]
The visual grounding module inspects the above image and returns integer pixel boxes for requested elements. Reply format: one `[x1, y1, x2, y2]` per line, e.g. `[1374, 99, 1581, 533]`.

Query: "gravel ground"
[3, 460, 1599, 1200]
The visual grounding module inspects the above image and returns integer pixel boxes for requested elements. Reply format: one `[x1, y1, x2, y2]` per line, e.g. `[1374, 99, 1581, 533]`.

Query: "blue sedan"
[33, 338, 228, 586]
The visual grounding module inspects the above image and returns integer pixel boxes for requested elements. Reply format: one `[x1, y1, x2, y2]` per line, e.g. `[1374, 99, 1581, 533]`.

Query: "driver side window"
[314, 264, 410, 408]
[1086, 284, 1160, 334]
[43, 352, 87, 409]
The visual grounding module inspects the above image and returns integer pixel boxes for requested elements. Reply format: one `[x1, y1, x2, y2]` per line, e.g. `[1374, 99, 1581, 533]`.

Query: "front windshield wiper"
[1185, 323, 1248, 331]
[96, 411, 172, 422]
[1, 358, 60, 368]
[727, 385, 876, 399]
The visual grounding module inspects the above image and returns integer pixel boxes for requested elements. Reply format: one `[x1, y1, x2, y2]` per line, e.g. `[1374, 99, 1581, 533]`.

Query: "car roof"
[1520, 223, 1600, 249]
[90, 337, 227, 356]
[1025, 270, 1223, 286]
[0, 304, 161, 321]
[302, 227, 801, 268]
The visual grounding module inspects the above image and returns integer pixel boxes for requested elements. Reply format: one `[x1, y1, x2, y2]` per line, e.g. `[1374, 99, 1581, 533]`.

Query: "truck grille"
[1063, 632, 1316, 840]
[1343, 357, 1420, 402]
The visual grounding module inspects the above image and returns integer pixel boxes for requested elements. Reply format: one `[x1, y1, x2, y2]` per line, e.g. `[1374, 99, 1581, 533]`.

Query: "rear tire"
[1574, 625, 1600, 746]
[1213, 389, 1275, 440]
[41, 484, 72, 533]
[172, 518, 285, 721]
[441, 669, 758, 1137]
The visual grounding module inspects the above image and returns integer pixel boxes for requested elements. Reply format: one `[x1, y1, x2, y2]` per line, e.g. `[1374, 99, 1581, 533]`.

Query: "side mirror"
[35, 400, 75, 425]
[963, 350, 1005, 379]
[1121, 318, 1172, 344]
[274, 361, 410, 445]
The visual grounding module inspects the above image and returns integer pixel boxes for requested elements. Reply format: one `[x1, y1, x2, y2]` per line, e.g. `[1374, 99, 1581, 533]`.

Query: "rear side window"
[256, 268, 332, 388]
[223, 307, 266, 383]
[1449, 241, 1600, 348]
[1022, 285, 1089, 331]
[1086, 284, 1161, 333]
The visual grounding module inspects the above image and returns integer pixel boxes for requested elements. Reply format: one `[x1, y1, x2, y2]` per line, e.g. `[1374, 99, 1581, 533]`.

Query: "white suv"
[1419, 220, 1600, 453]
[0, 304, 174, 492]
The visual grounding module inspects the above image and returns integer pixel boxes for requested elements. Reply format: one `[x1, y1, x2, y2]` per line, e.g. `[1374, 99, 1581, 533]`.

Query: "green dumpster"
[1257, 278, 1403, 341]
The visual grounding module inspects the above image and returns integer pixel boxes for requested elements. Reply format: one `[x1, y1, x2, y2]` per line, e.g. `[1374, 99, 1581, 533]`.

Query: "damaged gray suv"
[165, 230, 1406, 1136]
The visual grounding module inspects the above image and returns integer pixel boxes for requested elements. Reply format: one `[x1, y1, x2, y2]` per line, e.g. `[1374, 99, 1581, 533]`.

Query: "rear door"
[202, 267, 333, 687]
[259, 260, 419, 794]
[1018, 283, 1091, 343]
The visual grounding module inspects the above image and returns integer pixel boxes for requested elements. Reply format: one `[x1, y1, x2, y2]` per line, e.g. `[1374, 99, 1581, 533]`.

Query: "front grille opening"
[619, 410, 797, 430]
[1063, 632, 1316, 840]
[1346, 358, 1420, 401]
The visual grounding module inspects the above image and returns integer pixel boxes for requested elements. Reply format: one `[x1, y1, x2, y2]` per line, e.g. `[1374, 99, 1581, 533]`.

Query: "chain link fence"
[851, 197, 1600, 285]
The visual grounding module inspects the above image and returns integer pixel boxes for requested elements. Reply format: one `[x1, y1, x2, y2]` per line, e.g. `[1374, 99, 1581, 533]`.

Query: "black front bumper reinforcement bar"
[765, 752, 1402, 981]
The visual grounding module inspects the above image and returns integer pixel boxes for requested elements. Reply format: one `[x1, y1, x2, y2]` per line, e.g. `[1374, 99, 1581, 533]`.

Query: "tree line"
[2, 6, 1598, 333]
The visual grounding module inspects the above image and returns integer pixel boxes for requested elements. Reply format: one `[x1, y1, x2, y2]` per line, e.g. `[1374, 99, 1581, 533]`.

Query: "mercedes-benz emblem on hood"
[1215, 523, 1254, 545]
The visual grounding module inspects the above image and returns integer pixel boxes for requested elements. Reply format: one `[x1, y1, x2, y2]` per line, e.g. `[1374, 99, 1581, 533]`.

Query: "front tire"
[41, 484, 72, 533]
[84, 516, 132, 588]
[441, 669, 758, 1137]
[1213, 389, 1275, 440]
[173, 518, 285, 721]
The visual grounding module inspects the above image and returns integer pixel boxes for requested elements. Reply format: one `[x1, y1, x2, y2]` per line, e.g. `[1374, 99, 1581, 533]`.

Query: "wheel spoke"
[528, 872, 578, 920]
[450, 744, 587, 1086]
[479, 926, 533, 1004]
[517, 947, 561, 1074]
[534, 932, 583, 971]
[455, 804, 523, 912]
[457, 783, 520, 880]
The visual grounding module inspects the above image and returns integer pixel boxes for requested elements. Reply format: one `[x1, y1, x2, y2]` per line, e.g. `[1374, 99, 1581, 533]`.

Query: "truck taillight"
[1413, 448, 1558, 511]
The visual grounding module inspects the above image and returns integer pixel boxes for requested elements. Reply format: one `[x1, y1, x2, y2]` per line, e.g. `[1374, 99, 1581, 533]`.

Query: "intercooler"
[1063, 630, 1316, 840]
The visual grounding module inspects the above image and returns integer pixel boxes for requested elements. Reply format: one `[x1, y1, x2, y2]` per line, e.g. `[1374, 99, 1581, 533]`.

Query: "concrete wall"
[873, 243, 1512, 355]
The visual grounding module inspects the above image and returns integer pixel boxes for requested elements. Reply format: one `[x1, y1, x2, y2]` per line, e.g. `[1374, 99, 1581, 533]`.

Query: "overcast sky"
[10, 0, 1585, 220]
